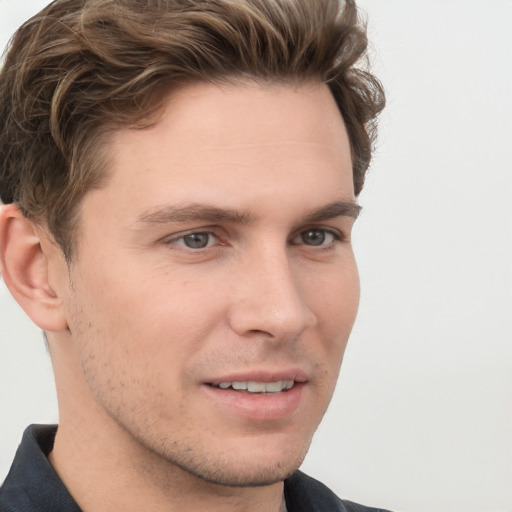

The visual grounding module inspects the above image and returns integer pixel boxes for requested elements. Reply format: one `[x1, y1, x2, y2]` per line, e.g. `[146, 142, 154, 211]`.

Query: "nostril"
[247, 328, 274, 337]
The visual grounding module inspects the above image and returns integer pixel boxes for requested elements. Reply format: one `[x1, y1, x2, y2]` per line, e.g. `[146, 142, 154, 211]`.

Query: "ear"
[0, 204, 68, 332]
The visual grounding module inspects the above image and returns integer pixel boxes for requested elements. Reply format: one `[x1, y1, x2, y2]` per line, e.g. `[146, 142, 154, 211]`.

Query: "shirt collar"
[1, 424, 82, 512]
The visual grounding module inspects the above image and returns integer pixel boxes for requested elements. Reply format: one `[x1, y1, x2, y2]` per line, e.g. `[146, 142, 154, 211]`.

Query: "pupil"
[303, 230, 325, 246]
[184, 233, 209, 248]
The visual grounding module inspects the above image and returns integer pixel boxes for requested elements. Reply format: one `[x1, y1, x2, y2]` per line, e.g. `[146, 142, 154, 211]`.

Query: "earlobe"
[0, 204, 68, 332]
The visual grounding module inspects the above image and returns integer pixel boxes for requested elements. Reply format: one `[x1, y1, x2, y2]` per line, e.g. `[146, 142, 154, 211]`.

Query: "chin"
[180, 460, 301, 488]
[160, 437, 312, 488]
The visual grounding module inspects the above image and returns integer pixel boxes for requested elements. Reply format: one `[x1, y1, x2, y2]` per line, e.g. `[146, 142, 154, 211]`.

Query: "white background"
[0, 1, 511, 511]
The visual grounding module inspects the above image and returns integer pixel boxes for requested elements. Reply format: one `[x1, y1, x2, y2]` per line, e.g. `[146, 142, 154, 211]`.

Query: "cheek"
[310, 258, 360, 330]
[67, 267, 225, 376]
[64, 278, 187, 421]
[307, 259, 360, 376]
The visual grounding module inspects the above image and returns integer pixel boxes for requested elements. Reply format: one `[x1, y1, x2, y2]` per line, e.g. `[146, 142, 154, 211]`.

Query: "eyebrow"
[301, 201, 362, 223]
[137, 204, 252, 225]
[136, 200, 361, 226]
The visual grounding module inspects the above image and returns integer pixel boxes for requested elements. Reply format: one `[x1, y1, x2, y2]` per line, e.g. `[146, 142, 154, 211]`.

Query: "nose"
[228, 246, 318, 341]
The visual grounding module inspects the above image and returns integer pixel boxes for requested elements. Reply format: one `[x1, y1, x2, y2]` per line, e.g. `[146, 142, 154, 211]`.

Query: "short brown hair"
[0, 0, 384, 260]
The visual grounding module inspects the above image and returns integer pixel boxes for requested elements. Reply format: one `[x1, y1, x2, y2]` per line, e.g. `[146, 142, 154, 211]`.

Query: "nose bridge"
[229, 242, 317, 339]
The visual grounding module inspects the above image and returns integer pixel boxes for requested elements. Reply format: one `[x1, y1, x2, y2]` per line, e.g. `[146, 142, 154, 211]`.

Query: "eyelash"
[290, 228, 342, 247]
[165, 231, 221, 250]
[165, 227, 343, 251]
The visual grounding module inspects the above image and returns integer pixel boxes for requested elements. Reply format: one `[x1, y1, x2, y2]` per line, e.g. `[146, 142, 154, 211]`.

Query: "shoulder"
[284, 471, 392, 512]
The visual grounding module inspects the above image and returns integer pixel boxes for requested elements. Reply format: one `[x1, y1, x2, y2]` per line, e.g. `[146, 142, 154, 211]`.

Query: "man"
[0, 0, 387, 510]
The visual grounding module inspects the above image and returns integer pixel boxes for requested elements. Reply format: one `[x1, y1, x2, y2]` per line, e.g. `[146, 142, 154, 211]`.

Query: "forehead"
[116, 81, 349, 151]
[84, 81, 354, 224]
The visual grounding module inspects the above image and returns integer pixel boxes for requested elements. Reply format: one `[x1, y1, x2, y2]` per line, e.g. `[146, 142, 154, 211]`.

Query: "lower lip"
[202, 383, 305, 422]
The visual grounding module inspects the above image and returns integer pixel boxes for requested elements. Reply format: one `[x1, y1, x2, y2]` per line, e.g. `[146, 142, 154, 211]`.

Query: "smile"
[211, 380, 295, 393]
[203, 378, 306, 421]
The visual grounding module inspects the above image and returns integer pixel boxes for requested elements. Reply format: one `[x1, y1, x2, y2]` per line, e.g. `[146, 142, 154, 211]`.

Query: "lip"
[205, 368, 309, 387]
[202, 382, 305, 422]
[202, 368, 308, 422]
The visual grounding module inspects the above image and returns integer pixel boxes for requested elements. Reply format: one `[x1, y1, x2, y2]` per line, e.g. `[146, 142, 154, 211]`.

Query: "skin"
[0, 81, 360, 512]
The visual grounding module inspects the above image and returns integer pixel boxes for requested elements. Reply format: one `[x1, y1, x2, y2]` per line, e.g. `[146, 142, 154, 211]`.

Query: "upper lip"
[205, 368, 309, 386]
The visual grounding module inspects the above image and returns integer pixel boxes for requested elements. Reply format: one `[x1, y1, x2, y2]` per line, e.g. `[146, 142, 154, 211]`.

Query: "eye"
[170, 232, 219, 249]
[292, 228, 339, 247]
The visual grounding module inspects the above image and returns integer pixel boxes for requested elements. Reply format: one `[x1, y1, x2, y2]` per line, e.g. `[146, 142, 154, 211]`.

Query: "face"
[57, 81, 360, 487]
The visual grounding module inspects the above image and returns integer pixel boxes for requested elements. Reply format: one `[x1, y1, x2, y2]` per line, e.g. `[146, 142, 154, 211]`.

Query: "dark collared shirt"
[0, 425, 390, 512]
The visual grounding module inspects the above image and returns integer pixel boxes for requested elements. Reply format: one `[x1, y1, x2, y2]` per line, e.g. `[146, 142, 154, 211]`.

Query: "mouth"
[203, 374, 307, 421]
[208, 380, 295, 394]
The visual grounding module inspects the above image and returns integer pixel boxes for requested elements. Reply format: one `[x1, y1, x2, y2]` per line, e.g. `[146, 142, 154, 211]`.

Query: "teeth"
[248, 381, 266, 392]
[264, 381, 283, 393]
[215, 380, 295, 393]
